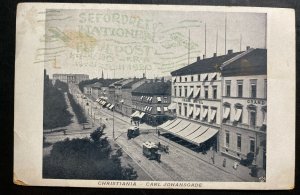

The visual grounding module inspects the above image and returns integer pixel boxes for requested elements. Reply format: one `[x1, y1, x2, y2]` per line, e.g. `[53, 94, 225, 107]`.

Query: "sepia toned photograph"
[42, 9, 266, 182]
[14, 3, 295, 189]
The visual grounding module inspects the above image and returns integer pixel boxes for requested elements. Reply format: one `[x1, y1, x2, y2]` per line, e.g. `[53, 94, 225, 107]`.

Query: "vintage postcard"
[14, 3, 295, 189]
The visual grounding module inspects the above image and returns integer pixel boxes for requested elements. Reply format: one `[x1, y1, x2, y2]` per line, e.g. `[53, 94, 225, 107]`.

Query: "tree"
[43, 128, 137, 180]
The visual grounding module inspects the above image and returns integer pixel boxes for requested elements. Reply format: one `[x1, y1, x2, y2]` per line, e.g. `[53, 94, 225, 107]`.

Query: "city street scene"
[42, 9, 267, 182]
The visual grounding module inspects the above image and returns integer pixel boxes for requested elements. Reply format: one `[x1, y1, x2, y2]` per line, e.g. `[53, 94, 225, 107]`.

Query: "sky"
[41, 9, 266, 79]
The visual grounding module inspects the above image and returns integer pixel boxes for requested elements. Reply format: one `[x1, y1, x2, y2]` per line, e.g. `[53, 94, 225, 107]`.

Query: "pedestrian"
[130, 119, 132, 125]
[233, 161, 239, 170]
[211, 151, 215, 164]
[223, 158, 226, 167]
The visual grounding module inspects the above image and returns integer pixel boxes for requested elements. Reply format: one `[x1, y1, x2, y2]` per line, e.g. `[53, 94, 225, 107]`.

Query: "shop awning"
[223, 107, 230, 119]
[188, 88, 194, 97]
[163, 119, 182, 131]
[234, 109, 242, 121]
[192, 128, 218, 145]
[157, 107, 161, 112]
[139, 112, 145, 118]
[131, 111, 140, 118]
[159, 118, 218, 146]
[163, 107, 168, 112]
[109, 105, 114, 110]
[194, 88, 201, 98]
[188, 107, 194, 116]
[149, 97, 153, 102]
[263, 115, 267, 125]
[168, 103, 176, 110]
[144, 106, 148, 111]
[148, 107, 153, 112]
[185, 125, 209, 141]
[106, 103, 111, 108]
[157, 97, 162, 102]
[158, 119, 175, 129]
[140, 96, 144, 100]
[194, 107, 201, 118]
[210, 109, 217, 121]
[210, 73, 217, 81]
[168, 120, 191, 134]
[177, 123, 201, 138]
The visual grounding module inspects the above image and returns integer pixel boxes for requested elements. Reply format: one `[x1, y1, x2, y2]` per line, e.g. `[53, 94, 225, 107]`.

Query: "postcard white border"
[14, 3, 295, 189]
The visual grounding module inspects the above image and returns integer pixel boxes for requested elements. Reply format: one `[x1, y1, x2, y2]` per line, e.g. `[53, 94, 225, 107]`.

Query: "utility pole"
[188, 29, 190, 65]
[204, 23, 207, 57]
[224, 14, 227, 55]
[113, 90, 115, 140]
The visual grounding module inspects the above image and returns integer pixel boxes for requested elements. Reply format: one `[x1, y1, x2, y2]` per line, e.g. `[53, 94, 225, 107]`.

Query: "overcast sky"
[42, 9, 266, 79]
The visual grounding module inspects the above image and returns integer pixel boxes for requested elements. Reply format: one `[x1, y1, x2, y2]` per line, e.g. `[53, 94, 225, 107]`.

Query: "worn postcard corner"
[14, 3, 295, 190]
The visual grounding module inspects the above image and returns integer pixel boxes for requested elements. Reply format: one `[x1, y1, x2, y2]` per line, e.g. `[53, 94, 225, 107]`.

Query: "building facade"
[169, 51, 243, 150]
[131, 79, 172, 126]
[53, 74, 89, 84]
[220, 48, 267, 170]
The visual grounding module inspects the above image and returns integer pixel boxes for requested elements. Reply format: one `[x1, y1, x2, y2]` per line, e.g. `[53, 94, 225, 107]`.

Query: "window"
[184, 105, 187, 117]
[163, 97, 168, 103]
[198, 74, 201, 81]
[249, 110, 256, 128]
[184, 86, 188, 97]
[225, 80, 231, 97]
[179, 86, 182, 97]
[237, 80, 243, 97]
[250, 79, 257, 98]
[185, 77, 187, 82]
[250, 138, 255, 153]
[189, 86, 194, 98]
[180, 77, 182, 82]
[204, 86, 209, 99]
[191, 76, 194, 82]
[264, 79, 267, 98]
[225, 131, 230, 147]
[178, 104, 182, 115]
[174, 86, 177, 96]
[237, 134, 241, 151]
[213, 86, 217, 99]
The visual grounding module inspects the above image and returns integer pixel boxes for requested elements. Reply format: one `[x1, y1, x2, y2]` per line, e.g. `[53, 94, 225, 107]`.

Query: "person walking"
[223, 158, 227, 167]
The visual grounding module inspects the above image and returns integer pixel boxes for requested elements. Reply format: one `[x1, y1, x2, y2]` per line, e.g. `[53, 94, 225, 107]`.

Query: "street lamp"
[113, 90, 115, 140]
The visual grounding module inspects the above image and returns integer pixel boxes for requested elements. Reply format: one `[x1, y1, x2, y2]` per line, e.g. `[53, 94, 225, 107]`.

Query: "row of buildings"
[79, 47, 266, 171]
[165, 47, 266, 170]
[83, 76, 173, 126]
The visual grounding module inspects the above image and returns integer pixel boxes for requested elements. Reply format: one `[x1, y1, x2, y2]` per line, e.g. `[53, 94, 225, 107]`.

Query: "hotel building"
[220, 48, 267, 170]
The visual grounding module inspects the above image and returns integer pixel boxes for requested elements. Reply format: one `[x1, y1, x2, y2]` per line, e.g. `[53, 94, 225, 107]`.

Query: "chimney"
[213, 53, 217, 57]
[246, 46, 251, 51]
[197, 56, 201, 62]
[203, 54, 205, 59]
[227, 49, 233, 55]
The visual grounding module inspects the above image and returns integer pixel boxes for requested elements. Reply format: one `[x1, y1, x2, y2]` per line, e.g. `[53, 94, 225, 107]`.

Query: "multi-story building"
[52, 74, 89, 84]
[166, 50, 244, 150]
[119, 78, 146, 117]
[220, 48, 267, 170]
[107, 78, 146, 115]
[131, 79, 171, 126]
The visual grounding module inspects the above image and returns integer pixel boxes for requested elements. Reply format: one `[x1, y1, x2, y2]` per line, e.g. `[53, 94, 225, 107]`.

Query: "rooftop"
[170, 51, 243, 76]
[122, 78, 145, 89]
[132, 80, 171, 95]
[221, 48, 267, 76]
